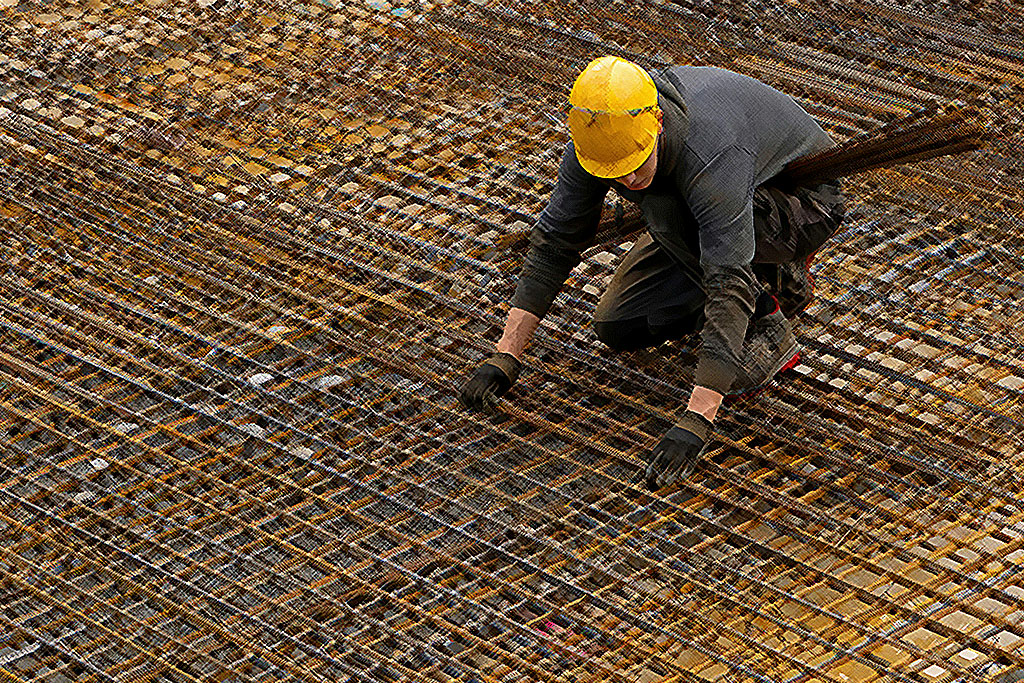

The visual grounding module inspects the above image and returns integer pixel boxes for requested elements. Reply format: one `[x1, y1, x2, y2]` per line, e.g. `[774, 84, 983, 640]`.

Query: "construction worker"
[460, 56, 845, 491]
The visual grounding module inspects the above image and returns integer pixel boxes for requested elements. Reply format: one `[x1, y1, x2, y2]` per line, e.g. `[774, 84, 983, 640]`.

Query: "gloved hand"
[645, 411, 713, 491]
[460, 352, 522, 412]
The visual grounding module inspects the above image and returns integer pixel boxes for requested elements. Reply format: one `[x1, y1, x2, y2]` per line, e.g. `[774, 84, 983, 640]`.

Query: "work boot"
[728, 305, 801, 399]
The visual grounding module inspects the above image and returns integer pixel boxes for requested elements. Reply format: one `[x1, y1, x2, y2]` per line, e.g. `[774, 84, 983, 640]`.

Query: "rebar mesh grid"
[0, 1, 1022, 682]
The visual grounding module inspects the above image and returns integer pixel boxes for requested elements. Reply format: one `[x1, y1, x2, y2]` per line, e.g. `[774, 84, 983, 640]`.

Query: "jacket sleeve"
[510, 142, 609, 318]
[682, 144, 762, 393]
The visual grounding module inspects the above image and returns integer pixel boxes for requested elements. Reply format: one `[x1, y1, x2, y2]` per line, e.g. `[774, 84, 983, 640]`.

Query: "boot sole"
[725, 349, 801, 404]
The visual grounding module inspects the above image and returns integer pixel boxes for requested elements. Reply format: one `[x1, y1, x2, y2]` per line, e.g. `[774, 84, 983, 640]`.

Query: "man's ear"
[656, 108, 664, 134]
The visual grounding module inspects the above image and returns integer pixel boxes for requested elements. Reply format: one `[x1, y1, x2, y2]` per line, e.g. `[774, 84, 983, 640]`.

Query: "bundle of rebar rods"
[776, 104, 991, 188]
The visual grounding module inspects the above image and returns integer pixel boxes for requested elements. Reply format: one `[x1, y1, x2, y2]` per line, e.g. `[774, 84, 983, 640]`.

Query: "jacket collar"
[652, 69, 689, 178]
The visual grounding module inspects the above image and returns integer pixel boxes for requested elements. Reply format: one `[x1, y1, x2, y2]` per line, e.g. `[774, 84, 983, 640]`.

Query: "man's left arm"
[646, 144, 760, 490]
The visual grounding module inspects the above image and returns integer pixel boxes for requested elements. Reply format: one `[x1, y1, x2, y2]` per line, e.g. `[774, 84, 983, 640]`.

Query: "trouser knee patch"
[593, 318, 657, 352]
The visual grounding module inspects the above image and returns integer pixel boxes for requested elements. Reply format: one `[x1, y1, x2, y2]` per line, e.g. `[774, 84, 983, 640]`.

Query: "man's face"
[614, 137, 659, 191]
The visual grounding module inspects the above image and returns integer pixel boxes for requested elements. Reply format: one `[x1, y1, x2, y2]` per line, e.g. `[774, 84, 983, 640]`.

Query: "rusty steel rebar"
[0, 1, 1022, 683]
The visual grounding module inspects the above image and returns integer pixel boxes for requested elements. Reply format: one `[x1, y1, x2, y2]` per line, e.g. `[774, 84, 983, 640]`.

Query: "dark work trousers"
[593, 180, 846, 352]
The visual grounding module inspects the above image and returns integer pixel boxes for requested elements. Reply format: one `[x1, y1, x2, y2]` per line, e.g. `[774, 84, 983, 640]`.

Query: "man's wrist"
[495, 307, 541, 360]
[686, 385, 723, 422]
[494, 341, 524, 359]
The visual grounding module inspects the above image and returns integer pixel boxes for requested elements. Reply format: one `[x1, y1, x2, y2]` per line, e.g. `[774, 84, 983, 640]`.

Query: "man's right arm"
[461, 143, 606, 411]
[507, 141, 609, 327]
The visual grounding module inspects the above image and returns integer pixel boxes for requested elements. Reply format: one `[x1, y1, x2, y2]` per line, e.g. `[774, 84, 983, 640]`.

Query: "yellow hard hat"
[568, 56, 660, 179]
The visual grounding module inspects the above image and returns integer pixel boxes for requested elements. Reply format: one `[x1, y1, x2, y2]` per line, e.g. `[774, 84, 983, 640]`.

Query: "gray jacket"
[511, 65, 834, 393]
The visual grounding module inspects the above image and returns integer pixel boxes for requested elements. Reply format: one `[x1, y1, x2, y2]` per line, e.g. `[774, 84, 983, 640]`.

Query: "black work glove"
[645, 411, 713, 491]
[460, 352, 522, 412]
